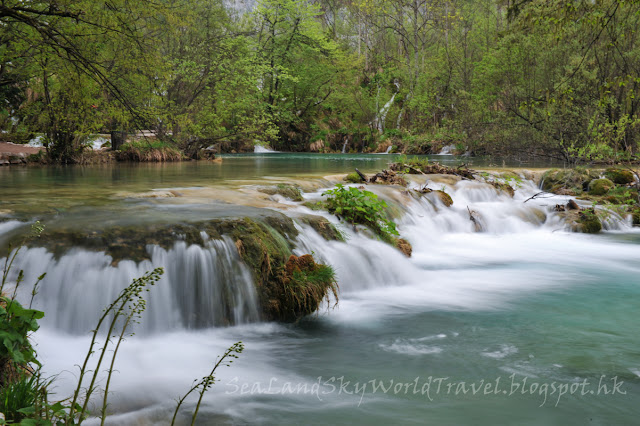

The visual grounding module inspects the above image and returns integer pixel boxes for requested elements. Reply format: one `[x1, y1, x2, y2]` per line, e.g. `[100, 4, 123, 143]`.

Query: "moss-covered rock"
[578, 210, 602, 233]
[541, 169, 595, 194]
[557, 209, 602, 233]
[435, 190, 453, 207]
[604, 168, 635, 185]
[258, 184, 304, 201]
[489, 181, 515, 197]
[7, 213, 340, 323]
[588, 178, 615, 196]
[268, 254, 338, 322]
[602, 186, 639, 205]
[298, 215, 345, 241]
[344, 172, 363, 183]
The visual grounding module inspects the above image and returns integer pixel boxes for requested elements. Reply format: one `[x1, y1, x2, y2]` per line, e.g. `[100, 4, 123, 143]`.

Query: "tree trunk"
[111, 131, 127, 151]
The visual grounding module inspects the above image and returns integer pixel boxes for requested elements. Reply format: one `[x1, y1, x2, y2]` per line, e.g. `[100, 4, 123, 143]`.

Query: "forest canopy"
[1, 0, 639, 163]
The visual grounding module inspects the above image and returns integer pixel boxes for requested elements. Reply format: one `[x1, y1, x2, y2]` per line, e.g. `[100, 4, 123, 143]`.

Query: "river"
[1, 153, 639, 425]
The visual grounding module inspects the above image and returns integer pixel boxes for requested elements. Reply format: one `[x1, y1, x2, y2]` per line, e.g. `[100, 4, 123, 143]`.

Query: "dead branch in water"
[524, 192, 556, 203]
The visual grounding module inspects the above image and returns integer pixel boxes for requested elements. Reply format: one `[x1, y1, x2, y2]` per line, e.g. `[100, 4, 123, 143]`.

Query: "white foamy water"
[254, 145, 278, 153]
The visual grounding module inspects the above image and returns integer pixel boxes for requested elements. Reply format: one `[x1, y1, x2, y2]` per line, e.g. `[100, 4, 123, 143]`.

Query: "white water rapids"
[3, 173, 639, 424]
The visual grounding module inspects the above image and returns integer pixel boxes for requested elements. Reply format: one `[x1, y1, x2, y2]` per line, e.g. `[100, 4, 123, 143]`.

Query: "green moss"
[258, 184, 304, 201]
[435, 190, 453, 207]
[588, 178, 615, 196]
[489, 181, 515, 197]
[298, 216, 345, 241]
[541, 169, 595, 194]
[344, 172, 363, 183]
[302, 201, 324, 211]
[578, 210, 602, 234]
[604, 168, 635, 185]
[275, 254, 339, 322]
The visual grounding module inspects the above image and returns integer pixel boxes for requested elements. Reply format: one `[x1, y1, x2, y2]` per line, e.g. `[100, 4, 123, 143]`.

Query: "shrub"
[322, 184, 399, 240]
[116, 140, 183, 162]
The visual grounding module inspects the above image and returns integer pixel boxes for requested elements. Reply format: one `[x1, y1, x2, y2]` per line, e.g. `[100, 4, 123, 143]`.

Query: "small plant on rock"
[322, 184, 399, 241]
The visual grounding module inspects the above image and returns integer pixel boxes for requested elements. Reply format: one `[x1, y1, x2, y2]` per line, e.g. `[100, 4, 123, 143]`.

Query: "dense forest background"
[1, 0, 639, 163]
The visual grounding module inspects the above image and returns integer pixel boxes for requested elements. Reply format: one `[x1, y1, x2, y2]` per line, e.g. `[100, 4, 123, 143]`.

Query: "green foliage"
[116, 140, 183, 162]
[322, 184, 399, 240]
[0, 297, 44, 368]
[3, 0, 640, 161]
[0, 372, 40, 423]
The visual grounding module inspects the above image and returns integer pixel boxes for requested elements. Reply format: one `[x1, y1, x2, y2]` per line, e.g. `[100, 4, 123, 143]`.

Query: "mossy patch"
[228, 218, 338, 322]
[541, 169, 595, 194]
[298, 215, 345, 241]
[258, 184, 304, 201]
[344, 172, 363, 183]
[271, 254, 339, 322]
[588, 178, 615, 196]
[578, 210, 602, 233]
[434, 190, 453, 207]
[557, 209, 602, 233]
[604, 168, 635, 185]
[489, 181, 515, 197]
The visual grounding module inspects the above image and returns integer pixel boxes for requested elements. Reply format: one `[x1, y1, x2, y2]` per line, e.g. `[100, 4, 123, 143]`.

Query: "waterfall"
[376, 93, 397, 133]
[254, 145, 278, 153]
[372, 80, 400, 133]
[2, 175, 634, 337]
[341, 140, 348, 154]
[6, 236, 260, 335]
[438, 144, 456, 155]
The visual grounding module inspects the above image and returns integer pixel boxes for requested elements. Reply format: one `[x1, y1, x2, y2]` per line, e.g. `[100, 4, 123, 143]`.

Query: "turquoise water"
[1, 154, 638, 425]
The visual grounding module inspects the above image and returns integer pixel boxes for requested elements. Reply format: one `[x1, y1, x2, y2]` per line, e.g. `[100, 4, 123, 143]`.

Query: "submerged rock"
[258, 184, 304, 201]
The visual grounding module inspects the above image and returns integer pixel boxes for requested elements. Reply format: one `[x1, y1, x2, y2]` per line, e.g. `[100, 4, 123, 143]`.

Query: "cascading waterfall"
[3, 175, 634, 335]
[254, 145, 277, 153]
[372, 80, 400, 133]
[6, 236, 260, 335]
[2, 172, 639, 423]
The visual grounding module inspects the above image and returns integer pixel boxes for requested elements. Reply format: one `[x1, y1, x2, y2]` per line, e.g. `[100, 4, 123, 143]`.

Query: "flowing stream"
[1, 154, 639, 424]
